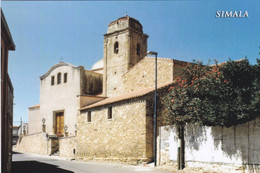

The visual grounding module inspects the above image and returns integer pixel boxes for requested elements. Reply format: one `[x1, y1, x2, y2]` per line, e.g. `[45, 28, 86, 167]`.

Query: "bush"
[162, 59, 260, 127]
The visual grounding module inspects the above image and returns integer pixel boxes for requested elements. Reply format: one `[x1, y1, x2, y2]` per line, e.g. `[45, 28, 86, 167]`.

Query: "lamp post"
[23, 125, 26, 135]
[64, 125, 68, 137]
[147, 51, 158, 167]
[42, 118, 46, 132]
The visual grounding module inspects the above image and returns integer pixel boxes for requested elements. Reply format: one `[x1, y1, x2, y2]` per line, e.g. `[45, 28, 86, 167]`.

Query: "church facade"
[17, 16, 187, 162]
[28, 62, 103, 135]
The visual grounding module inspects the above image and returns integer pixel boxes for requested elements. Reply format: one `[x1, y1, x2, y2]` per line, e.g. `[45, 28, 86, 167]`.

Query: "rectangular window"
[51, 76, 55, 85]
[108, 107, 112, 119]
[57, 73, 61, 84]
[87, 111, 91, 122]
[64, 73, 67, 83]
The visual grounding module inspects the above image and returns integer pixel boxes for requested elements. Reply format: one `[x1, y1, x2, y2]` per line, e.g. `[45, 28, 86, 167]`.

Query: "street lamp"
[64, 125, 68, 137]
[147, 51, 158, 167]
[42, 118, 46, 132]
[23, 125, 26, 135]
[42, 118, 46, 125]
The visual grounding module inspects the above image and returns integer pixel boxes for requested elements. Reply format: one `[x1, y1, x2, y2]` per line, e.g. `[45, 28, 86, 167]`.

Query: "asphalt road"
[12, 152, 172, 173]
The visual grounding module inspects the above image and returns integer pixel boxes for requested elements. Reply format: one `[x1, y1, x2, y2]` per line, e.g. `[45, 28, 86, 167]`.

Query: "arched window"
[57, 73, 61, 84]
[51, 76, 55, 85]
[64, 73, 67, 83]
[137, 43, 140, 55]
[114, 41, 119, 54]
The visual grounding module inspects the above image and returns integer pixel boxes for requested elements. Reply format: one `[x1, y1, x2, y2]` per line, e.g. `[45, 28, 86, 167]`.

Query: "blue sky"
[2, 1, 260, 125]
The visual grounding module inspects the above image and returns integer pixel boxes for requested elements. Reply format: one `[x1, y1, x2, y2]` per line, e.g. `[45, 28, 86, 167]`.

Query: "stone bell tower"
[103, 15, 149, 97]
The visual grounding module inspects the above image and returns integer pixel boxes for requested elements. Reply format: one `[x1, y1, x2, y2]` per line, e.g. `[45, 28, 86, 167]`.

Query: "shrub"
[162, 59, 260, 127]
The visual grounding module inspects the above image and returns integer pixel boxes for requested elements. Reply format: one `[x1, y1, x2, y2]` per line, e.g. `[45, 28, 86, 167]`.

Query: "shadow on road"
[12, 161, 74, 173]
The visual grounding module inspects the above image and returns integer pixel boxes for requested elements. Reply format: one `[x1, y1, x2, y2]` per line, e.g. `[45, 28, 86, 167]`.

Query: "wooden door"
[55, 112, 64, 135]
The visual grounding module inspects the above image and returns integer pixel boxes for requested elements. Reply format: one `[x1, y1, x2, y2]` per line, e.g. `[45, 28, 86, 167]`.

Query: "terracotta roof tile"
[28, 104, 40, 109]
[80, 81, 175, 111]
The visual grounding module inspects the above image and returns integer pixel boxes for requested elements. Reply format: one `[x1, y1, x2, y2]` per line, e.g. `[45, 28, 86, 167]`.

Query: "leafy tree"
[162, 59, 260, 127]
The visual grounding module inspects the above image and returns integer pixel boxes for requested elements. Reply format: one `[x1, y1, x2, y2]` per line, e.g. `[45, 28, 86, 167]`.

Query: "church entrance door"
[55, 112, 64, 136]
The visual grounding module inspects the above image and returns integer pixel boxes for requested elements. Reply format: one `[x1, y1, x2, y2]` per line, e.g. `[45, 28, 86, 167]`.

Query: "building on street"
[16, 15, 186, 162]
[1, 8, 16, 173]
[14, 15, 260, 172]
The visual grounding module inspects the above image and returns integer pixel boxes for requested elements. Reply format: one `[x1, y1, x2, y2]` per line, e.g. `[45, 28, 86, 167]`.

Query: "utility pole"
[20, 117, 22, 126]
[20, 117, 23, 136]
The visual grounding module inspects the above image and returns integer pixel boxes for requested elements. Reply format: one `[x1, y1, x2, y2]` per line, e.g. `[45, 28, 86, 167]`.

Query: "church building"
[17, 15, 187, 162]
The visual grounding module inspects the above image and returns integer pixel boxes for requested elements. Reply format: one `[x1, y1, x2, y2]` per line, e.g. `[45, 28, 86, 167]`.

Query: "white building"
[28, 62, 104, 136]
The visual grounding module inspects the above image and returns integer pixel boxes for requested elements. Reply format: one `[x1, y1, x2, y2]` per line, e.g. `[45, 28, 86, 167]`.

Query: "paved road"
[12, 152, 172, 173]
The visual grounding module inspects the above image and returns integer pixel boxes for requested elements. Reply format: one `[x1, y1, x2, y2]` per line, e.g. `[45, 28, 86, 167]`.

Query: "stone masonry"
[59, 136, 76, 159]
[77, 98, 154, 162]
[102, 16, 148, 97]
[15, 133, 50, 155]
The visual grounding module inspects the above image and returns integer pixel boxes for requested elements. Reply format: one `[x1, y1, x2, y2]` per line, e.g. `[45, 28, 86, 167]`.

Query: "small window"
[108, 107, 112, 119]
[137, 43, 140, 55]
[51, 76, 55, 85]
[64, 73, 67, 83]
[87, 111, 91, 122]
[114, 42, 119, 54]
[57, 73, 61, 84]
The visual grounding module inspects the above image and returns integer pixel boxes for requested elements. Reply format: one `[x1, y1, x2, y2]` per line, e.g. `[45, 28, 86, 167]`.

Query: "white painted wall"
[158, 117, 260, 172]
[40, 64, 82, 135]
[28, 107, 41, 134]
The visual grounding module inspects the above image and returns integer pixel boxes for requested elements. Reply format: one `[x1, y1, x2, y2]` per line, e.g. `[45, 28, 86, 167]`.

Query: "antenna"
[60, 56, 63, 62]
[125, 10, 128, 16]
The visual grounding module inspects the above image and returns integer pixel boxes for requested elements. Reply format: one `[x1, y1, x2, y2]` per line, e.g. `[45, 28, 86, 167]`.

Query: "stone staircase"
[50, 137, 59, 155]
[52, 151, 59, 156]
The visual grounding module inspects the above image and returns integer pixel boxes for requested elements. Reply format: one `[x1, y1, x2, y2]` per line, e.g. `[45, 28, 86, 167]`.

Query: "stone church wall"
[76, 98, 153, 162]
[59, 136, 76, 159]
[15, 132, 50, 155]
[122, 58, 174, 94]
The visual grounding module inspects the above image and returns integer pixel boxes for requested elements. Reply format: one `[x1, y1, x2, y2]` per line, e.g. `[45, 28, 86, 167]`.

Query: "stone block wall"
[76, 98, 153, 162]
[158, 117, 260, 173]
[59, 136, 76, 159]
[122, 58, 174, 95]
[15, 132, 51, 155]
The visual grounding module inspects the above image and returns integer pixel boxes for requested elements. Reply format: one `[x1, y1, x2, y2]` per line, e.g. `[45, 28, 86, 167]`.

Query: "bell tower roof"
[107, 15, 143, 34]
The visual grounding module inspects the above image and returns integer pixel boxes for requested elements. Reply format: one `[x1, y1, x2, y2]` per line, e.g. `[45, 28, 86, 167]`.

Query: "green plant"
[162, 59, 260, 127]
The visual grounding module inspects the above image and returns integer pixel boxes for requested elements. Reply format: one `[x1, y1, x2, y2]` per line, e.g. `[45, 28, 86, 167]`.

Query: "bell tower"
[103, 16, 149, 97]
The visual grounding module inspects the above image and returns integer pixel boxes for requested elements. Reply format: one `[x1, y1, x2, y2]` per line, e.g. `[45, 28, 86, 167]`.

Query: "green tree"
[162, 59, 260, 127]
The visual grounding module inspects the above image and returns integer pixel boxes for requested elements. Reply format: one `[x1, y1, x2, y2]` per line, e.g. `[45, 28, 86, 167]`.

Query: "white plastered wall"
[39, 65, 81, 135]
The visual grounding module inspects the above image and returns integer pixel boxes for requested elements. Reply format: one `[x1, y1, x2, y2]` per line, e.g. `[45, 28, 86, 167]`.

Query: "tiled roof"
[80, 81, 175, 111]
[210, 59, 246, 67]
[28, 104, 40, 109]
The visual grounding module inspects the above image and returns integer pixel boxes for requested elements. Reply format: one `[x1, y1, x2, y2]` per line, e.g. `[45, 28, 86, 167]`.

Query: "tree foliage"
[162, 59, 260, 127]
